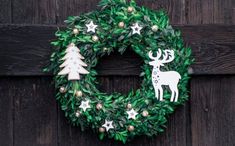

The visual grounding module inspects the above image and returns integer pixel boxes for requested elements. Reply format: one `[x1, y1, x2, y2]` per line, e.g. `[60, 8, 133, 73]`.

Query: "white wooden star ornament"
[102, 120, 114, 132]
[79, 100, 91, 112]
[126, 109, 138, 120]
[58, 43, 89, 80]
[86, 21, 98, 33]
[131, 23, 143, 35]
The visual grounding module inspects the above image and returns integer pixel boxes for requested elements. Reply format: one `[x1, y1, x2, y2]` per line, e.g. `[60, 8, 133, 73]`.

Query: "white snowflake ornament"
[79, 100, 91, 112]
[102, 120, 114, 132]
[58, 43, 89, 80]
[131, 23, 143, 35]
[86, 21, 98, 33]
[126, 109, 138, 120]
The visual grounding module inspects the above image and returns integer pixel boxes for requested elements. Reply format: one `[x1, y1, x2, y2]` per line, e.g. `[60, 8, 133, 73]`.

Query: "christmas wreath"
[45, 0, 193, 143]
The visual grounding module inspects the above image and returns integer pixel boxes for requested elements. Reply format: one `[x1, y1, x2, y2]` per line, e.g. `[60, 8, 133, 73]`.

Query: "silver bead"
[128, 125, 134, 132]
[96, 103, 103, 110]
[127, 6, 134, 13]
[151, 25, 159, 32]
[59, 87, 66, 93]
[92, 35, 99, 42]
[73, 28, 79, 35]
[75, 111, 81, 117]
[75, 90, 83, 97]
[127, 103, 132, 109]
[118, 22, 125, 28]
[142, 110, 149, 117]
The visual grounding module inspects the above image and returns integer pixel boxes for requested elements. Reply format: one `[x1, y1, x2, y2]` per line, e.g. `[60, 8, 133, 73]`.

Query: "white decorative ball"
[73, 28, 79, 35]
[128, 125, 134, 132]
[118, 22, 125, 28]
[151, 25, 159, 32]
[142, 110, 149, 117]
[103, 47, 108, 51]
[75, 111, 81, 117]
[127, 6, 134, 13]
[75, 90, 83, 97]
[127, 103, 132, 109]
[59, 87, 66, 93]
[92, 35, 99, 42]
[99, 127, 105, 133]
[96, 103, 103, 110]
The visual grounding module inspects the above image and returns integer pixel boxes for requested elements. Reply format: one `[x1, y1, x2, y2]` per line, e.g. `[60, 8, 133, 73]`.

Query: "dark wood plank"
[12, 0, 56, 24]
[190, 76, 235, 146]
[180, 25, 235, 75]
[0, 78, 13, 146]
[95, 50, 143, 76]
[136, 0, 186, 24]
[186, 0, 235, 24]
[0, 0, 11, 23]
[56, 0, 187, 25]
[12, 77, 57, 146]
[0, 24, 235, 76]
[56, 0, 100, 24]
[0, 25, 55, 76]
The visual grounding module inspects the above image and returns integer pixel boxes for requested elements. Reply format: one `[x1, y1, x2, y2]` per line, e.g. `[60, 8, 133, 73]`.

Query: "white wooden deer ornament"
[148, 49, 181, 102]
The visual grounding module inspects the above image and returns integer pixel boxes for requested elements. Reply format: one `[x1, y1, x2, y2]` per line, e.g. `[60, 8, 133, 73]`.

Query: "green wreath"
[45, 0, 193, 143]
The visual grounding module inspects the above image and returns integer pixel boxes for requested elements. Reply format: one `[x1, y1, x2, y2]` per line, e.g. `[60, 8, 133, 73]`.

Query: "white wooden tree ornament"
[58, 43, 89, 80]
[148, 49, 181, 102]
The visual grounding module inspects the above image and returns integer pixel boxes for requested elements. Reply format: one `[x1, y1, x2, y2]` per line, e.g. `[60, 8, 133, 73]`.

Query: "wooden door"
[0, 0, 235, 146]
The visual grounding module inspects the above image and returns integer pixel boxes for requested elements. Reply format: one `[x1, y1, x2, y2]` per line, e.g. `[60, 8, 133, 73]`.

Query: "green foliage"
[45, 0, 193, 143]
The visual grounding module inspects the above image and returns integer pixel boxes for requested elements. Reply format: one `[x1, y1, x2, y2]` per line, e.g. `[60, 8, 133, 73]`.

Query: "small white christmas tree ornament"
[58, 43, 89, 80]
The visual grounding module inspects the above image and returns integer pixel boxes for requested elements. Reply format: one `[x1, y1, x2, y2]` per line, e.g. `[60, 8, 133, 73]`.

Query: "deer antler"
[148, 49, 162, 60]
[148, 51, 155, 60]
[161, 50, 175, 63]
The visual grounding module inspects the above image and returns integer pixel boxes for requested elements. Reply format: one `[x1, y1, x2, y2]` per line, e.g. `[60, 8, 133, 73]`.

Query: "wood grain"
[12, 77, 57, 146]
[187, 0, 235, 24]
[190, 76, 235, 146]
[0, 0, 235, 146]
[0, 0, 11, 23]
[179, 25, 235, 75]
[0, 78, 13, 146]
[0, 25, 54, 76]
[136, 0, 187, 24]
[56, 0, 100, 24]
[56, 0, 187, 25]
[0, 24, 235, 75]
[12, 0, 56, 24]
[95, 50, 143, 76]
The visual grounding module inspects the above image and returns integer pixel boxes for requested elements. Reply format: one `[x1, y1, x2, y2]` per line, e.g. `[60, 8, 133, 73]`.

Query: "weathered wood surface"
[12, 0, 57, 24]
[187, 0, 235, 24]
[0, 24, 234, 76]
[0, 77, 13, 146]
[1, 0, 235, 146]
[0, 77, 58, 146]
[0, 0, 11, 23]
[8, 0, 235, 25]
[190, 76, 235, 146]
